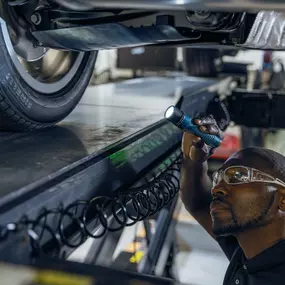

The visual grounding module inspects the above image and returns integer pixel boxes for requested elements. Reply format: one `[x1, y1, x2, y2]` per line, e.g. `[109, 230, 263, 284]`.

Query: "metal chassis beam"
[49, 0, 285, 12]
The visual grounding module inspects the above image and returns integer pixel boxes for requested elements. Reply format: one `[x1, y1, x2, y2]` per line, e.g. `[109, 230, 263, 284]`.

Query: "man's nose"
[211, 183, 228, 197]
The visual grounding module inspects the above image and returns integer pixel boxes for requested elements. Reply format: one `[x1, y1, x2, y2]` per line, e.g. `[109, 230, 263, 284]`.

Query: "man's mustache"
[212, 195, 232, 208]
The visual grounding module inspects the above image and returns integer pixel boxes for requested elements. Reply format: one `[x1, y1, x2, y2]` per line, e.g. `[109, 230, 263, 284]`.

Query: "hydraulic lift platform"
[0, 76, 212, 196]
[0, 76, 230, 284]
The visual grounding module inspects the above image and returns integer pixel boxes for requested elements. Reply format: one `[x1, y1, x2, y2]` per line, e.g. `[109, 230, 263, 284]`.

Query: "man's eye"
[235, 172, 244, 179]
[228, 171, 248, 183]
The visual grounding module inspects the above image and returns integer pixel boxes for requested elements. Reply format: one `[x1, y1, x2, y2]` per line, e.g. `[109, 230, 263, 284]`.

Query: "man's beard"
[212, 194, 275, 236]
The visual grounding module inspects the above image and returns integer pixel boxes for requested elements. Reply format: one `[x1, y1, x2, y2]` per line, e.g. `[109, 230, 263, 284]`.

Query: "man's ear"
[278, 188, 285, 211]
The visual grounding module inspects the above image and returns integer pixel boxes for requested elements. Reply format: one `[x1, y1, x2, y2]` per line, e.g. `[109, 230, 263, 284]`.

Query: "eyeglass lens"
[213, 167, 250, 186]
[224, 167, 250, 184]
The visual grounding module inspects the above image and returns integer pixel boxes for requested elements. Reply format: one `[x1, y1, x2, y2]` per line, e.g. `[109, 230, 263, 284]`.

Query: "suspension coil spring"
[0, 152, 183, 258]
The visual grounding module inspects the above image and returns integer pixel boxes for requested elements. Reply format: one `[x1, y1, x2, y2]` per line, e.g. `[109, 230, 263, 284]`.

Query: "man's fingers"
[218, 129, 225, 140]
[192, 139, 204, 148]
[194, 116, 216, 126]
[182, 113, 224, 161]
[198, 125, 221, 137]
[183, 132, 200, 142]
[199, 126, 207, 132]
[209, 125, 221, 136]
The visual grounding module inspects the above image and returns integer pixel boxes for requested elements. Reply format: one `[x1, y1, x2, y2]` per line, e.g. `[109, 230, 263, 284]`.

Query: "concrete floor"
[175, 205, 229, 285]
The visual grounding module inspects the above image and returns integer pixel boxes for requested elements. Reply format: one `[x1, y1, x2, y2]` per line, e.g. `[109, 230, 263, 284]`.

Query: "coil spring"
[0, 152, 182, 259]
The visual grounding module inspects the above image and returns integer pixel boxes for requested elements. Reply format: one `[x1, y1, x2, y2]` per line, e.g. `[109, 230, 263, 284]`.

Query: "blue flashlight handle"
[180, 115, 222, 148]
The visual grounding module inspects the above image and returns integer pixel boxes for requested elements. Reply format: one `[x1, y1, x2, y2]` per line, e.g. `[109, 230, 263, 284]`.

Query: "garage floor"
[175, 205, 229, 285]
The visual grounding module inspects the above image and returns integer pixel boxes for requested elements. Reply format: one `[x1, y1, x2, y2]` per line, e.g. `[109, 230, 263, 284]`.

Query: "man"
[180, 115, 285, 285]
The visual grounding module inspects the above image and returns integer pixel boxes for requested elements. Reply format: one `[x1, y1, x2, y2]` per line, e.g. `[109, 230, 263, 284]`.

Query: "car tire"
[0, 19, 97, 131]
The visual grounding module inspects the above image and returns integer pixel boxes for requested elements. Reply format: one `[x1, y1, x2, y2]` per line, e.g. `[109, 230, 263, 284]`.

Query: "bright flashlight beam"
[165, 106, 175, 119]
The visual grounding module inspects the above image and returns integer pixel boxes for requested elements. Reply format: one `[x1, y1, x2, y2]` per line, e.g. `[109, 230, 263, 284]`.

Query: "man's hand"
[182, 115, 224, 163]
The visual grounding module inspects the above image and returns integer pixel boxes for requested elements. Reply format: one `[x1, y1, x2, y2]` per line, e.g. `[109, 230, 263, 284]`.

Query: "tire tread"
[0, 51, 97, 131]
[0, 94, 52, 130]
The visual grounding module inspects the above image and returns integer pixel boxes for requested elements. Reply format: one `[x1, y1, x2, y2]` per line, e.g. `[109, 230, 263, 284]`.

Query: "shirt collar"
[242, 239, 285, 273]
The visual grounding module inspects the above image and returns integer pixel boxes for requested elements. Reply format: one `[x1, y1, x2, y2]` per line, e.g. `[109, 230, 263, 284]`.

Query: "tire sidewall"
[0, 21, 97, 123]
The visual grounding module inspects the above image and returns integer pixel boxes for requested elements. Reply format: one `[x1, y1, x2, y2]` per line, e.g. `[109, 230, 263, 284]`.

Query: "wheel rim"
[0, 18, 85, 94]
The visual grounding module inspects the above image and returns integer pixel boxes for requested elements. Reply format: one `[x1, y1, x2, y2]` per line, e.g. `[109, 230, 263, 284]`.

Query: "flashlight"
[164, 106, 222, 148]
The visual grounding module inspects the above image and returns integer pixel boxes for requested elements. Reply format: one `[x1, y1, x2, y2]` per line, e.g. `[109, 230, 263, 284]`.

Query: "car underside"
[3, 0, 285, 59]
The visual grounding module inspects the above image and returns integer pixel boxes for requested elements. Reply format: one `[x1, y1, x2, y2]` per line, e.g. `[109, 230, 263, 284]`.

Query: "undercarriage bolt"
[31, 13, 42, 25]
[195, 10, 211, 19]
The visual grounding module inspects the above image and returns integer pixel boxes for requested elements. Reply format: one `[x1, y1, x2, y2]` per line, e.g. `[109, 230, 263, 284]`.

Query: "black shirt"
[217, 236, 285, 285]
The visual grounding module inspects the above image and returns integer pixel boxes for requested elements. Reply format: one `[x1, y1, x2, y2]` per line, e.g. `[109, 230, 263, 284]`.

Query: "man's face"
[210, 155, 278, 237]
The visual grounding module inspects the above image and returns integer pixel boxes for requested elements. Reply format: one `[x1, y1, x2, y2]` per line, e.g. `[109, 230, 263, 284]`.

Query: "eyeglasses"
[212, 165, 285, 188]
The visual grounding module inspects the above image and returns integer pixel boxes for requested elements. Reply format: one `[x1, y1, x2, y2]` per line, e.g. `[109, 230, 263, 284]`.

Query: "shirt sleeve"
[216, 235, 240, 261]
